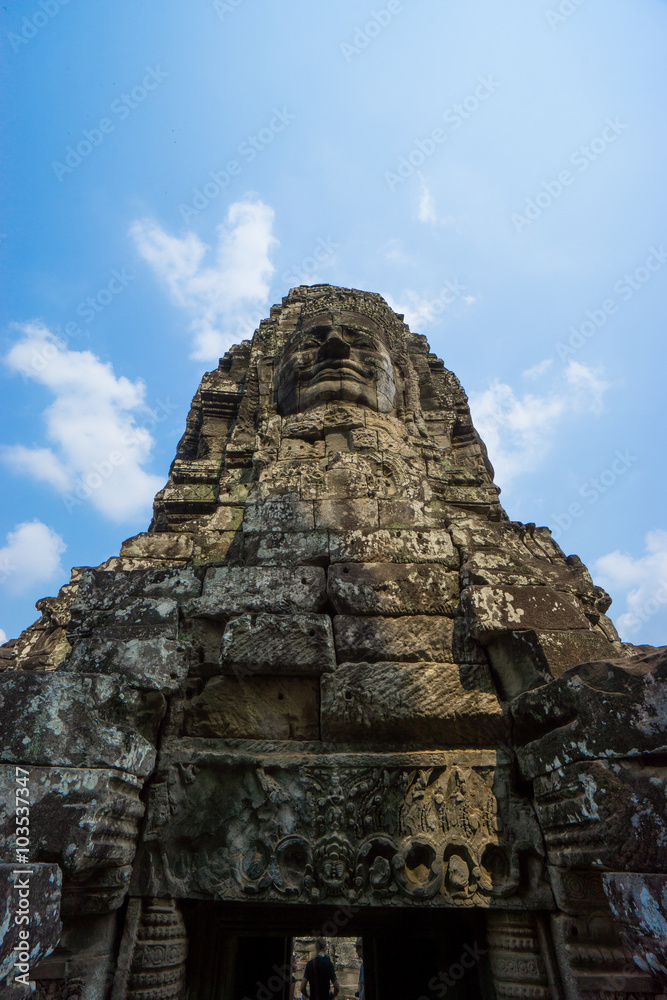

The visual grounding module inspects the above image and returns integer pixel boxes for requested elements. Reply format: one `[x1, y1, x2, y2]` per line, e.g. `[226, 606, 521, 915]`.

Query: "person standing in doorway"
[300, 938, 340, 1000]
[354, 938, 364, 1000]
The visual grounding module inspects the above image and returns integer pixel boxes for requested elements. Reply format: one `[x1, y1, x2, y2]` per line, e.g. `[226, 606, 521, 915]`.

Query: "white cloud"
[594, 529, 667, 639]
[2, 445, 71, 491]
[417, 176, 437, 224]
[0, 521, 66, 595]
[130, 198, 278, 361]
[3, 324, 164, 522]
[382, 238, 413, 265]
[385, 281, 474, 332]
[0, 629, 6, 644]
[564, 359, 611, 415]
[523, 358, 553, 379]
[469, 360, 612, 490]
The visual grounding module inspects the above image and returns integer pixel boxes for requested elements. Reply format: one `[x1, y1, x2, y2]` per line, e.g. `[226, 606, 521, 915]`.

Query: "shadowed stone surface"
[321, 661, 506, 744]
[221, 612, 336, 675]
[333, 614, 455, 662]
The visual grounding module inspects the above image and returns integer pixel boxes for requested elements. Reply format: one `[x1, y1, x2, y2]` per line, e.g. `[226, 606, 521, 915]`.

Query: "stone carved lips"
[276, 310, 397, 414]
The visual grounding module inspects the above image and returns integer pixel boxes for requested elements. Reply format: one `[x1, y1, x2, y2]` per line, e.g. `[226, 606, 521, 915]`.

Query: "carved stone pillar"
[548, 868, 660, 1000]
[486, 911, 553, 999]
[126, 898, 188, 1000]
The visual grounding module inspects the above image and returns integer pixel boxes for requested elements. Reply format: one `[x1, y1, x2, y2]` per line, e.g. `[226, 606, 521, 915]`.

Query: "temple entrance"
[181, 901, 492, 1000]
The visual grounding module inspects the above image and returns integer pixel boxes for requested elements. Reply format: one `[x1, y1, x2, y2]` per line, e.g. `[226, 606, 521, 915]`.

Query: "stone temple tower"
[1, 285, 665, 999]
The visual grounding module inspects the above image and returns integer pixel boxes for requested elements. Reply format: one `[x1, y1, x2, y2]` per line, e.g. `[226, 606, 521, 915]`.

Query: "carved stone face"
[275, 311, 397, 414]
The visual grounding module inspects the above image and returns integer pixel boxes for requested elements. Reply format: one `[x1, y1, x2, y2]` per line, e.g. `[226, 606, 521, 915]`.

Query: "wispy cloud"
[0, 520, 66, 595]
[3, 323, 163, 521]
[130, 198, 278, 361]
[417, 175, 437, 224]
[523, 358, 553, 379]
[469, 360, 612, 490]
[385, 278, 472, 332]
[594, 529, 667, 639]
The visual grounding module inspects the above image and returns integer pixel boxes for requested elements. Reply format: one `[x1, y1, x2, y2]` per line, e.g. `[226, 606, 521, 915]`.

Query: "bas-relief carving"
[135, 752, 549, 909]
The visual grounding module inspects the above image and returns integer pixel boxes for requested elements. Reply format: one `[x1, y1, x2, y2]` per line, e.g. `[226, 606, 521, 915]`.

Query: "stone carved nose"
[318, 329, 350, 360]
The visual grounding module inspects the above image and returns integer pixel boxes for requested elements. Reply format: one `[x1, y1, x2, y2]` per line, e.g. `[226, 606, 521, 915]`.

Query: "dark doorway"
[181, 901, 491, 1000]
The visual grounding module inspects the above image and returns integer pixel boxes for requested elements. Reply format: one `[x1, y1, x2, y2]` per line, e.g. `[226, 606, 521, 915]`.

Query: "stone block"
[496, 629, 617, 679]
[321, 661, 506, 743]
[281, 411, 324, 440]
[314, 499, 379, 530]
[322, 403, 365, 433]
[70, 568, 201, 624]
[333, 615, 454, 662]
[183, 675, 320, 739]
[244, 530, 329, 566]
[278, 438, 325, 461]
[221, 613, 335, 676]
[329, 528, 458, 567]
[205, 505, 245, 530]
[0, 766, 145, 883]
[243, 497, 314, 532]
[119, 532, 194, 561]
[349, 427, 378, 450]
[0, 863, 62, 985]
[321, 467, 371, 500]
[192, 530, 242, 564]
[66, 635, 188, 694]
[512, 647, 667, 778]
[217, 472, 251, 505]
[69, 595, 180, 641]
[461, 585, 590, 641]
[189, 566, 327, 618]
[378, 500, 449, 529]
[328, 563, 459, 616]
[0, 673, 155, 776]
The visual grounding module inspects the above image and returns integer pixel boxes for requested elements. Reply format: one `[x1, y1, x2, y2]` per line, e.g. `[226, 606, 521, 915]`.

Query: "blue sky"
[2, 0, 667, 647]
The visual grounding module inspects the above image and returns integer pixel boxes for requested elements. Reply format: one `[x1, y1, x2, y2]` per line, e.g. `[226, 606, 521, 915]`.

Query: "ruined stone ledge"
[0, 672, 155, 776]
[602, 873, 667, 986]
[511, 647, 667, 778]
[157, 741, 507, 768]
[119, 532, 195, 561]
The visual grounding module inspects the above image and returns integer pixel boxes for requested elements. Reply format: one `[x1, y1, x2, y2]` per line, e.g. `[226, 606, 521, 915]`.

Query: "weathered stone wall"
[0, 285, 664, 999]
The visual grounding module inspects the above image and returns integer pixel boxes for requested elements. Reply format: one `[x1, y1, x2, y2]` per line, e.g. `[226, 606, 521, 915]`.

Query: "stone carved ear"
[393, 836, 443, 899]
[239, 839, 272, 893]
[275, 835, 312, 896]
[477, 842, 517, 897]
[355, 834, 399, 893]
